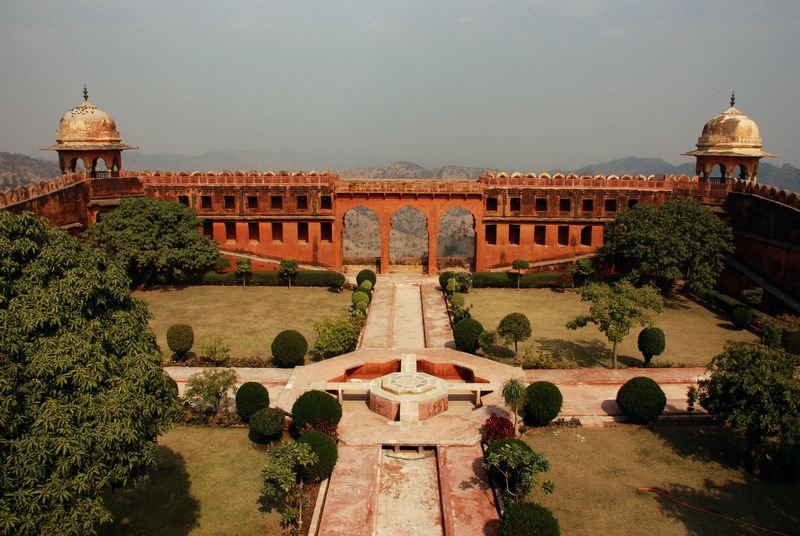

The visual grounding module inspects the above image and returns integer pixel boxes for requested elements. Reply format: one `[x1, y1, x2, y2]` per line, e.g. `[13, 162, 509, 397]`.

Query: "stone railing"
[139, 170, 339, 186]
[0, 171, 90, 208]
[337, 180, 484, 194]
[730, 179, 799, 210]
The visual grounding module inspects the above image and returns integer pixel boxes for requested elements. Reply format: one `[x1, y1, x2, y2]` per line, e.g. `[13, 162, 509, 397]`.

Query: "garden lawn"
[468, 288, 758, 367]
[101, 426, 279, 536]
[525, 425, 800, 536]
[135, 286, 352, 361]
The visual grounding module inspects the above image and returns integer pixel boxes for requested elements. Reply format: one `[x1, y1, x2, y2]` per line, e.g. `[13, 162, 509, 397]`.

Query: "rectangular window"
[270, 195, 283, 210]
[604, 198, 617, 213]
[297, 195, 308, 210]
[580, 226, 592, 246]
[582, 199, 593, 212]
[224, 195, 235, 209]
[201, 195, 212, 209]
[178, 195, 190, 207]
[559, 198, 571, 212]
[224, 222, 236, 242]
[272, 222, 283, 242]
[485, 224, 497, 245]
[297, 222, 309, 242]
[486, 197, 498, 211]
[509, 224, 521, 245]
[557, 225, 569, 246]
[628, 199, 639, 209]
[534, 225, 546, 245]
[203, 221, 213, 237]
[321, 222, 333, 242]
[248, 222, 260, 242]
[247, 195, 259, 209]
[321, 195, 333, 210]
[510, 197, 521, 212]
[535, 198, 548, 212]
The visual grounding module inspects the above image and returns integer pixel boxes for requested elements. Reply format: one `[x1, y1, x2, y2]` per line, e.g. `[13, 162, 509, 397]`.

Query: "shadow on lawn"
[535, 338, 647, 368]
[99, 446, 199, 536]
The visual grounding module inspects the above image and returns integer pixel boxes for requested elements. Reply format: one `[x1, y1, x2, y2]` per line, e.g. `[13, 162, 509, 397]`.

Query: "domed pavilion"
[683, 93, 774, 182]
[42, 86, 137, 176]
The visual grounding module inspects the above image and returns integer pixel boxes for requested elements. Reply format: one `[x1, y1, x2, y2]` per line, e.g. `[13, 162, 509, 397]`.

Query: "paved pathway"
[317, 445, 381, 536]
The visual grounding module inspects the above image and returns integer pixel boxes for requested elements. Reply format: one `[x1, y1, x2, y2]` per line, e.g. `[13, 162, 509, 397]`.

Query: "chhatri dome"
[43, 86, 136, 175]
[683, 93, 774, 181]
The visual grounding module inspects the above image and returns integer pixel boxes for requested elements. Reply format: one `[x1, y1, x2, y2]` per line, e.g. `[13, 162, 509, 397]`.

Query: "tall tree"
[498, 312, 532, 356]
[279, 258, 299, 288]
[0, 212, 179, 535]
[235, 257, 252, 286]
[566, 282, 664, 369]
[599, 199, 733, 293]
[501, 377, 528, 433]
[83, 197, 219, 287]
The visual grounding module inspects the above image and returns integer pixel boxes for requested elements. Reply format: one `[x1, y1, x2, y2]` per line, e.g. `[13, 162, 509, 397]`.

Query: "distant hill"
[339, 160, 490, 180]
[0, 152, 60, 190]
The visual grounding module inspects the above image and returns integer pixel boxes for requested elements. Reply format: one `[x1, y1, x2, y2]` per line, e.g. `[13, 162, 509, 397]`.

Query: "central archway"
[343, 206, 381, 272]
[437, 207, 475, 271]
[390, 206, 428, 273]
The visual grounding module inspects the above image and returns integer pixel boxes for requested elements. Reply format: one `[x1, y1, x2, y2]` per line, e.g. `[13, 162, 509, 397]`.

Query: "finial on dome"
[730, 91, 735, 108]
[83, 84, 89, 102]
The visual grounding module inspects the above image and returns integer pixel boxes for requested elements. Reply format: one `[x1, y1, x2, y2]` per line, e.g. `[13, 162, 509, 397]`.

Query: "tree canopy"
[83, 197, 219, 287]
[0, 212, 178, 535]
[498, 312, 532, 356]
[566, 281, 664, 369]
[599, 199, 733, 293]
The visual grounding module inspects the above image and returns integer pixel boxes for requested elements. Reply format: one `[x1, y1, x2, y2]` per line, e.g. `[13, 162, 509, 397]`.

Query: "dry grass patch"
[101, 426, 279, 536]
[135, 286, 352, 361]
[468, 288, 757, 367]
[526, 426, 799, 536]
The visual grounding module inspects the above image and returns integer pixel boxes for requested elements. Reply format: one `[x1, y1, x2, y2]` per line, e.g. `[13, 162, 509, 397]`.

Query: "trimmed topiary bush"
[249, 407, 285, 444]
[359, 279, 373, 291]
[356, 268, 377, 288]
[637, 327, 666, 366]
[481, 414, 515, 445]
[500, 502, 560, 536]
[616, 376, 666, 423]
[524, 381, 563, 426]
[438, 271, 455, 290]
[729, 306, 754, 330]
[454, 318, 484, 353]
[784, 331, 800, 355]
[235, 381, 270, 421]
[454, 272, 472, 293]
[291, 390, 343, 430]
[297, 430, 339, 481]
[167, 324, 194, 359]
[352, 290, 371, 307]
[271, 330, 308, 368]
[449, 293, 465, 308]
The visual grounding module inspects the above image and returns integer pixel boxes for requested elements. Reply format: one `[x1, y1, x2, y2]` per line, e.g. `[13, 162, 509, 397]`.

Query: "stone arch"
[711, 163, 727, 180]
[342, 206, 381, 270]
[436, 207, 476, 271]
[389, 206, 428, 273]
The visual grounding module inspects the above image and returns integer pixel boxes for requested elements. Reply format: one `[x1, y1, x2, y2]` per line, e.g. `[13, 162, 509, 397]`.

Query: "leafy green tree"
[261, 441, 318, 534]
[501, 377, 528, 433]
[235, 257, 252, 286]
[599, 199, 733, 293]
[313, 316, 363, 359]
[498, 312, 532, 356]
[184, 368, 238, 414]
[741, 287, 763, 308]
[0, 211, 178, 536]
[637, 327, 666, 366]
[698, 343, 800, 468]
[483, 439, 554, 504]
[83, 197, 219, 287]
[566, 282, 664, 369]
[568, 258, 594, 287]
[279, 258, 299, 288]
[511, 259, 529, 290]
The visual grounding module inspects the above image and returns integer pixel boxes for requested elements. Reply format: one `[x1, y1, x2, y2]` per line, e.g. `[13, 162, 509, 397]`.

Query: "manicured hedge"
[356, 269, 377, 287]
[729, 306, 754, 330]
[472, 271, 563, 289]
[524, 381, 563, 427]
[297, 430, 338, 481]
[235, 382, 270, 421]
[292, 390, 343, 430]
[271, 330, 308, 368]
[616, 376, 666, 423]
[200, 269, 344, 288]
[167, 324, 194, 358]
[693, 288, 747, 313]
[249, 407, 285, 444]
[500, 503, 560, 536]
[454, 318, 484, 353]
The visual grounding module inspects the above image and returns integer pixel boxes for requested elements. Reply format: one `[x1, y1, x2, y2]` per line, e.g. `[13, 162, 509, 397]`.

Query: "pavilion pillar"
[426, 214, 439, 275]
[379, 214, 391, 274]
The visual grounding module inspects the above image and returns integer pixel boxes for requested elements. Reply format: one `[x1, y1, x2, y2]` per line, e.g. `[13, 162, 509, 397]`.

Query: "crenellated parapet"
[138, 170, 338, 186]
[0, 171, 89, 209]
[730, 179, 799, 210]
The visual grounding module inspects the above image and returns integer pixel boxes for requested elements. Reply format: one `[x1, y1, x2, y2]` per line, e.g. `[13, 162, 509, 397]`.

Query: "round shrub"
[484, 437, 533, 487]
[297, 430, 338, 481]
[730, 306, 754, 330]
[359, 279, 373, 291]
[271, 330, 308, 368]
[438, 271, 455, 290]
[356, 269, 377, 288]
[616, 376, 666, 423]
[637, 327, 666, 366]
[784, 331, 800, 355]
[524, 381, 563, 426]
[500, 502, 560, 536]
[292, 390, 343, 430]
[249, 407, 285, 444]
[235, 381, 270, 421]
[454, 318, 484, 353]
[352, 290, 371, 307]
[167, 324, 194, 359]
[449, 292, 465, 308]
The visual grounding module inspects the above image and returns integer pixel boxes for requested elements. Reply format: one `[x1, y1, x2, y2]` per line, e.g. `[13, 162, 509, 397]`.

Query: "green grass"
[468, 288, 758, 367]
[525, 426, 800, 535]
[101, 426, 280, 535]
[135, 286, 352, 361]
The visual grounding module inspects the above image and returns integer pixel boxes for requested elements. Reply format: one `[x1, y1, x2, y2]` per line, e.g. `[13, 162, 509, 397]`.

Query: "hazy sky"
[1, 0, 798, 170]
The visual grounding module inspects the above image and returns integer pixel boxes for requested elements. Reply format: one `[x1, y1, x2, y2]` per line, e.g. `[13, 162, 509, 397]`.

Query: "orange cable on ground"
[637, 487, 788, 536]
